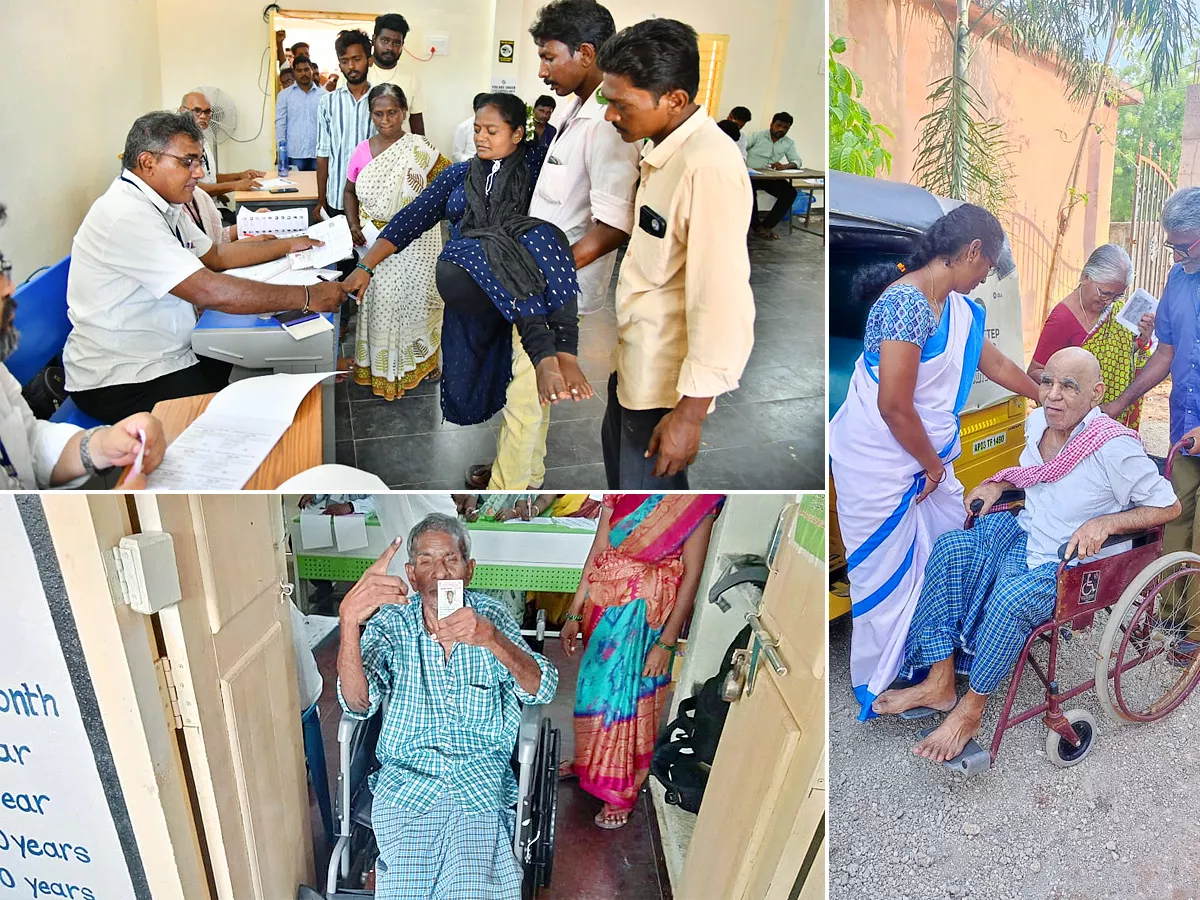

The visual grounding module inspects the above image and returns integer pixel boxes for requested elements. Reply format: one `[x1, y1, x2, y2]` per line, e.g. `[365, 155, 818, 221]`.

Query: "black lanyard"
[119, 174, 188, 249]
[0, 435, 22, 486]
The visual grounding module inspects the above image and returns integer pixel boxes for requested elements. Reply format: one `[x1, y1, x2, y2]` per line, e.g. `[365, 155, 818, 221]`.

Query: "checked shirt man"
[337, 513, 558, 900]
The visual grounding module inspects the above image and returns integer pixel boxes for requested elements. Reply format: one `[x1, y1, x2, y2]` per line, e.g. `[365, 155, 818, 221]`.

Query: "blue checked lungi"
[373, 793, 522, 900]
[899, 513, 1059, 695]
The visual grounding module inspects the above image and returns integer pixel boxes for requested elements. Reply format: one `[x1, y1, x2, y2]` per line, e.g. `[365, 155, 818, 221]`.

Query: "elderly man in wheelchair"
[872, 347, 1181, 763]
[336, 512, 558, 899]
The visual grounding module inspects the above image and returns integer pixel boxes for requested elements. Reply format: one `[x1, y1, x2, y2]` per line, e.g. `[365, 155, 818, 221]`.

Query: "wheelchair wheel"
[521, 718, 560, 899]
[1045, 709, 1096, 768]
[1096, 551, 1200, 724]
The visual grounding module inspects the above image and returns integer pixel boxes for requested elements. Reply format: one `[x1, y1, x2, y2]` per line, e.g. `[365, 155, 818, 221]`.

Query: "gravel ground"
[1140, 381, 1171, 458]
[828, 613, 1200, 900]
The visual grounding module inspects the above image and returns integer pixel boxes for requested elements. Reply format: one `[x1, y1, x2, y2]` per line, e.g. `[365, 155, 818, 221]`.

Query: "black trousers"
[751, 179, 798, 230]
[601, 373, 690, 489]
[70, 357, 232, 424]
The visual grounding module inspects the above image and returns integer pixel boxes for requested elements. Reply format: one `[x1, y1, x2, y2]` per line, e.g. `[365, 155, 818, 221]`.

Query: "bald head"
[1040, 347, 1105, 432]
[180, 93, 213, 130]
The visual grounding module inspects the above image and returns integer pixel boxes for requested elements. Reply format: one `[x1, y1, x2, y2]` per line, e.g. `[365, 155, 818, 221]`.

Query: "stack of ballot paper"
[236, 206, 309, 239]
[224, 216, 354, 285]
[298, 512, 370, 551]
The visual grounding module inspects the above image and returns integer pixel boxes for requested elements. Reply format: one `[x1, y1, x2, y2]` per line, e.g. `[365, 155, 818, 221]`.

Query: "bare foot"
[534, 357, 569, 405]
[556, 352, 594, 400]
[912, 703, 983, 763]
[872, 678, 957, 716]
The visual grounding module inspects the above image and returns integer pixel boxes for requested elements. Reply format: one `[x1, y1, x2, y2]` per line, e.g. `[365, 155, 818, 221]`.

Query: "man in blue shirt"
[337, 513, 557, 899]
[1104, 185, 1200, 662]
[274, 56, 322, 171]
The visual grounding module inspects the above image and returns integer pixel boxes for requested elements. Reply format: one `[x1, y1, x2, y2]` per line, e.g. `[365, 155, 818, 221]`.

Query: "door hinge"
[155, 658, 185, 730]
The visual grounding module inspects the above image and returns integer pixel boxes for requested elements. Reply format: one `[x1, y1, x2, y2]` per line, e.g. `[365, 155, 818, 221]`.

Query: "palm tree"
[910, 0, 1195, 319]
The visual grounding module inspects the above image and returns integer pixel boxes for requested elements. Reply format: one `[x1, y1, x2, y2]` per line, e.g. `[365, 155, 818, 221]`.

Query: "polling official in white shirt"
[63, 111, 349, 426]
[464, 0, 639, 493]
[0, 205, 165, 489]
[451, 93, 489, 163]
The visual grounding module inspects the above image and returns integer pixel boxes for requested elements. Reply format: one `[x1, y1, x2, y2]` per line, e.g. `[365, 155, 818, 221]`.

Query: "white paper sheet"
[256, 177, 298, 190]
[282, 316, 335, 341]
[289, 216, 354, 270]
[224, 257, 295, 282]
[1115, 287, 1159, 336]
[360, 219, 381, 249]
[265, 270, 328, 286]
[300, 515, 334, 549]
[237, 206, 309, 239]
[547, 516, 600, 530]
[143, 371, 338, 490]
[333, 514, 370, 551]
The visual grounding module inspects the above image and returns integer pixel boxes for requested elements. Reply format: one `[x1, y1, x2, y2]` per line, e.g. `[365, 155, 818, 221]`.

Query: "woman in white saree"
[829, 204, 1040, 721]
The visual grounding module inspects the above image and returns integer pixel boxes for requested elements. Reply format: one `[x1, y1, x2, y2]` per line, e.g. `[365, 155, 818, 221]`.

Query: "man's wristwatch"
[79, 427, 113, 476]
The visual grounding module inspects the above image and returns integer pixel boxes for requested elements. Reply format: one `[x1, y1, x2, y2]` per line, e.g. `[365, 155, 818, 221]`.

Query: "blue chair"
[302, 701, 335, 844]
[7, 256, 106, 429]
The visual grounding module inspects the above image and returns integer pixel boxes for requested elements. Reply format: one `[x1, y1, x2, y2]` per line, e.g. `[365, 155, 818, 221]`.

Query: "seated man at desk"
[338, 514, 557, 899]
[179, 92, 267, 198]
[64, 110, 349, 424]
[746, 111, 801, 239]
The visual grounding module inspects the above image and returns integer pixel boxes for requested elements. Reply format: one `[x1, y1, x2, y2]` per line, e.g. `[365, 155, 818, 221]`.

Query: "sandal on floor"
[594, 804, 631, 830]
[465, 463, 493, 490]
[1169, 639, 1199, 668]
[558, 760, 577, 781]
[427, 368, 442, 382]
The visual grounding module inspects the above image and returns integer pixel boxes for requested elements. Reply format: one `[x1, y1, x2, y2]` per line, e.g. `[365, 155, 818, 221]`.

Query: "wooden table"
[750, 167, 825, 237]
[118, 385, 323, 489]
[226, 170, 320, 211]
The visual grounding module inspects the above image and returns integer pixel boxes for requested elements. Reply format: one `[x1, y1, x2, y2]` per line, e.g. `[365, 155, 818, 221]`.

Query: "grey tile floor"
[334, 220, 824, 489]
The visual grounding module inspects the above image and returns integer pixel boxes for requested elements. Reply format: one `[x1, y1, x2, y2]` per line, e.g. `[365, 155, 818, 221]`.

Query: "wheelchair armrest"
[516, 704, 541, 767]
[338, 712, 365, 744]
[994, 489, 1025, 507]
[1057, 527, 1158, 562]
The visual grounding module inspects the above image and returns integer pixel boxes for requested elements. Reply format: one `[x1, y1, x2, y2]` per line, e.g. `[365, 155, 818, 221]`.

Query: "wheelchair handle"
[970, 499, 984, 515]
[1166, 437, 1196, 479]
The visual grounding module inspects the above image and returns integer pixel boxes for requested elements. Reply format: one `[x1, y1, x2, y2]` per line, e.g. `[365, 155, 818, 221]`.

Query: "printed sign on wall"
[0, 496, 136, 899]
[498, 39, 514, 63]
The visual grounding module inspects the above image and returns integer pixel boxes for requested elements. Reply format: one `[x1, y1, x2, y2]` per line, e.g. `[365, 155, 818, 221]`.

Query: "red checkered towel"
[985, 414, 1142, 489]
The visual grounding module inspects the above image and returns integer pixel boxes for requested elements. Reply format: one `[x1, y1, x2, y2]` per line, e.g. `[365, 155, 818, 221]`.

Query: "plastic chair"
[7, 256, 106, 429]
[301, 701, 335, 844]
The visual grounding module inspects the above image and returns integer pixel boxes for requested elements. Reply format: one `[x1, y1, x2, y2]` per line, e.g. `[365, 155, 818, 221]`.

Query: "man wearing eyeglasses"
[179, 92, 267, 198]
[62, 110, 351, 425]
[1104, 185, 1200, 664]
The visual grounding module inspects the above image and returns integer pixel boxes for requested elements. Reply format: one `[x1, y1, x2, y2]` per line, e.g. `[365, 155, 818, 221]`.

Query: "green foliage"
[1110, 53, 1189, 220]
[912, 74, 1015, 213]
[828, 36, 894, 177]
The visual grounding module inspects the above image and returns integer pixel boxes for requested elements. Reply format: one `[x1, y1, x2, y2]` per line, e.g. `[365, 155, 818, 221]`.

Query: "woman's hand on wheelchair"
[339, 538, 410, 627]
[964, 482, 1004, 517]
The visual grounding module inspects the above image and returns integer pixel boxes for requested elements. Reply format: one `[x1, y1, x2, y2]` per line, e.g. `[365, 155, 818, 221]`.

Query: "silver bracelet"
[79, 426, 113, 476]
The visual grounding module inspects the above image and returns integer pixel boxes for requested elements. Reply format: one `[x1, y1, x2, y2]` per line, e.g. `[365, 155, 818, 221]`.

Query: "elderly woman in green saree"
[559, 493, 724, 829]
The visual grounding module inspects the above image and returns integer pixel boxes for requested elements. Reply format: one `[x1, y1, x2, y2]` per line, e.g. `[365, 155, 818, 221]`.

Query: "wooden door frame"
[40, 494, 211, 900]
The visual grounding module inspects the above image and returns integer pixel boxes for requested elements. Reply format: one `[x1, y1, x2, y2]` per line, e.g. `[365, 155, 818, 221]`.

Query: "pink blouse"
[345, 139, 375, 184]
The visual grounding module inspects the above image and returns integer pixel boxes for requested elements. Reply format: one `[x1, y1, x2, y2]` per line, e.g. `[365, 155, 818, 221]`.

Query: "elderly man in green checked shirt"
[337, 513, 557, 900]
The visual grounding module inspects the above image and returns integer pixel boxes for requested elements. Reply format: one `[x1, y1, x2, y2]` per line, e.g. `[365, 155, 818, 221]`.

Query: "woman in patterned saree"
[560, 493, 724, 829]
[344, 84, 452, 400]
[1028, 243, 1155, 429]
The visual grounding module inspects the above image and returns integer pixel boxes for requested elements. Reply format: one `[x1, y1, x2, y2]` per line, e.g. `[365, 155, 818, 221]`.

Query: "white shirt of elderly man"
[871, 347, 1180, 766]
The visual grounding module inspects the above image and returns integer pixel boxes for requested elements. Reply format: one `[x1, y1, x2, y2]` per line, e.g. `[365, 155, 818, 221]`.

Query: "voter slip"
[437, 580, 464, 619]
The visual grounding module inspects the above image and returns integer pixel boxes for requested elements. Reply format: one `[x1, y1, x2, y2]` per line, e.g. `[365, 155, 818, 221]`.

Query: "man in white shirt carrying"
[466, 0, 639, 492]
[369, 13, 425, 136]
[451, 93, 488, 163]
[64, 111, 349, 425]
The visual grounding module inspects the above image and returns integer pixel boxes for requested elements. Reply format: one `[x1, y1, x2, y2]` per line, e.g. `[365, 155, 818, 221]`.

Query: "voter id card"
[437, 580, 464, 619]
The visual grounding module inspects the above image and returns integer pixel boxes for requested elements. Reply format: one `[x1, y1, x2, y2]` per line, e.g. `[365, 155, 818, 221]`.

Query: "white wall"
[516, 0, 824, 166]
[154, 0, 497, 174]
[671, 493, 791, 718]
[0, 0, 164, 281]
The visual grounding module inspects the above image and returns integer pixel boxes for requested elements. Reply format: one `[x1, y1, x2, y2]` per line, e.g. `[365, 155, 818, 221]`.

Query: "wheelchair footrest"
[898, 705, 944, 721]
[916, 727, 992, 777]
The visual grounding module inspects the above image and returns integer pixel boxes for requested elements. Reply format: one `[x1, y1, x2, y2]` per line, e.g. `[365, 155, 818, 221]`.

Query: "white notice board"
[0, 496, 137, 899]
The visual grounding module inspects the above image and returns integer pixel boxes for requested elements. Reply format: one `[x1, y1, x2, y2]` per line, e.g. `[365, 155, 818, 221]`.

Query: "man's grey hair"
[407, 513, 471, 562]
[122, 111, 204, 171]
[1081, 243, 1134, 290]
[180, 90, 209, 107]
[1161, 186, 1200, 234]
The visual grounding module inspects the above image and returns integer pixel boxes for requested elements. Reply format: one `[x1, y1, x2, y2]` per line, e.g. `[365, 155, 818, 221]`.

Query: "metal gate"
[1129, 142, 1177, 296]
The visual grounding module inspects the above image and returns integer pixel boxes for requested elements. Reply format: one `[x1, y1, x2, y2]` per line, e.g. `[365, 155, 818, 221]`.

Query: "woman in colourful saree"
[560, 493, 724, 829]
[343, 84, 451, 400]
[829, 204, 1039, 722]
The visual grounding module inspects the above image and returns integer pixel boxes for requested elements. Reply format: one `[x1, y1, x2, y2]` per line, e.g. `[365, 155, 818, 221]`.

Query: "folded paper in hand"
[1115, 288, 1158, 336]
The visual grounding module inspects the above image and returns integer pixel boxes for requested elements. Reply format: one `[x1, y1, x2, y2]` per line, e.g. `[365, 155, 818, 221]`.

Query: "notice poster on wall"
[0, 496, 137, 899]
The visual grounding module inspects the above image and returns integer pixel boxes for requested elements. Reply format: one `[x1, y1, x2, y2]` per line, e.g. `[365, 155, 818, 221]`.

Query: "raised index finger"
[366, 536, 404, 575]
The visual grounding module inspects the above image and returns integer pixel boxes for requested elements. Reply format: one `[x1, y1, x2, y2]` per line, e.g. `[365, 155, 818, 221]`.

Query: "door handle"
[722, 649, 751, 701]
[746, 613, 788, 677]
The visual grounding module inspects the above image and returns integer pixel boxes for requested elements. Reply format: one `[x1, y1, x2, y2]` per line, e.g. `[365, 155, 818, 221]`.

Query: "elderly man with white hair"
[337, 512, 557, 899]
[1105, 185, 1200, 665]
[1028, 243, 1154, 429]
[873, 347, 1179, 763]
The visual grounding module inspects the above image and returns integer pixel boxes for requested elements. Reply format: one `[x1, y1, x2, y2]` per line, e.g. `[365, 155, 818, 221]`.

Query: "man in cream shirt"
[465, 0, 639, 492]
[597, 18, 755, 488]
[369, 13, 425, 136]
